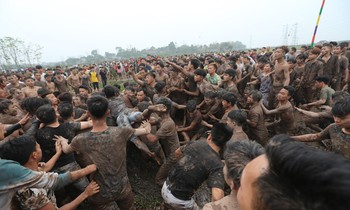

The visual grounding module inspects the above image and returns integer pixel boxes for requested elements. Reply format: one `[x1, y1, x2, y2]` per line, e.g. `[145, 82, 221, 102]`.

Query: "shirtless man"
[155, 62, 169, 83]
[261, 86, 296, 134]
[268, 46, 290, 108]
[45, 74, 56, 93]
[67, 68, 81, 94]
[21, 77, 41, 97]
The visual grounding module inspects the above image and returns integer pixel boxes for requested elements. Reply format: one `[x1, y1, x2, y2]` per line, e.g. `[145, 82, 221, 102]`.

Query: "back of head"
[224, 140, 264, 188]
[0, 135, 36, 165]
[228, 109, 247, 126]
[103, 85, 117, 98]
[57, 92, 73, 103]
[36, 104, 56, 124]
[58, 102, 74, 120]
[156, 97, 172, 113]
[190, 59, 201, 69]
[254, 134, 350, 210]
[87, 95, 109, 119]
[315, 76, 330, 85]
[0, 99, 12, 114]
[186, 99, 197, 112]
[211, 123, 232, 148]
[20, 97, 48, 115]
[249, 90, 262, 102]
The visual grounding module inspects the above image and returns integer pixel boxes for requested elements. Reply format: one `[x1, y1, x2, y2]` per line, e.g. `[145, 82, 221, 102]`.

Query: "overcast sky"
[1, 0, 349, 62]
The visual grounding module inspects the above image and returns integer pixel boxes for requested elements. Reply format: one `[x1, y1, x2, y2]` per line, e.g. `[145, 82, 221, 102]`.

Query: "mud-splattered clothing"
[70, 127, 134, 206]
[35, 122, 81, 170]
[167, 140, 225, 201]
[319, 123, 350, 159]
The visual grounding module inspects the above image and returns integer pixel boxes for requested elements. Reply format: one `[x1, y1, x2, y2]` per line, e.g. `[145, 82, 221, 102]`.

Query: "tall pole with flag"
[311, 0, 326, 47]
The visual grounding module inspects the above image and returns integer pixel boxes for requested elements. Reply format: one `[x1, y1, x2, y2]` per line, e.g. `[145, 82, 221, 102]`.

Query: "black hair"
[331, 91, 349, 103]
[190, 59, 201, 69]
[87, 96, 109, 119]
[277, 46, 289, 54]
[322, 43, 332, 48]
[24, 76, 34, 81]
[0, 135, 37, 165]
[156, 97, 172, 114]
[224, 69, 236, 78]
[58, 102, 73, 120]
[146, 71, 156, 79]
[79, 85, 90, 91]
[154, 81, 166, 93]
[283, 86, 295, 98]
[0, 99, 13, 114]
[224, 140, 264, 188]
[57, 92, 73, 103]
[228, 109, 247, 126]
[186, 100, 197, 112]
[103, 85, 117, 98]
[156, 62, 164, 68]
[137, 101, 150, 112]
[329, 41, 338, 46]
[35, 65, 43, 69]
[296, 53, 308, 61]
[315, 76, 330, 84]
[211, 123, 232, 148]
[222, 93, 237, 106]
[249, 90, 262, 102]
[204, 91, 216, 99]
[255, 134, 350, 210]
[36, 104, 56, 124]
[287, 58, 297, 64]
[339, 42, 348, 50]
[332, 97, 350, 118]
[194, 69, 207, 77]
[20, 97, 48, 115]
[257, 56, 268, 64]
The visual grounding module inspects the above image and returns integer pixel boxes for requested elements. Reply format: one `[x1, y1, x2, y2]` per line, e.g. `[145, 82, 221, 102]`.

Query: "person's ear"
[32, 151, 38, 160]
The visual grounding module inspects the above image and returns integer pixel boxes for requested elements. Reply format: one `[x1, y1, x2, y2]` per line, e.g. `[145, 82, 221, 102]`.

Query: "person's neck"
[197, 79, 203, 85]
[91, 118, 108, 132]
[208, 140, 220, 154]
[233, 126, 244, 133]
[297, 62, 304, 67]
[226, 80, 234, 86]
[47, 120, 60, 128]
[24, 161, 39, 172]
[279, 100, 289, 105]
[277, 57, 285, 63]
[209, 72, 215, 76]
[28, 86, 35, 89]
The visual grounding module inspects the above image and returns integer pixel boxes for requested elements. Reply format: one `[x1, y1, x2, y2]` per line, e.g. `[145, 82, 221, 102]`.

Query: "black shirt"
[167, 140, 225, 200]
[35, 122, 81, 170]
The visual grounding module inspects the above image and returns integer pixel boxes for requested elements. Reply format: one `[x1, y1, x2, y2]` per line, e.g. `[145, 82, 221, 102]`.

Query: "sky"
[0, 0, 349, 63]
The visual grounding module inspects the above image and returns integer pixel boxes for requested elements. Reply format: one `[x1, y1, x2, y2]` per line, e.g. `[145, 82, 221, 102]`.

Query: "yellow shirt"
[90, 71, 98, 83]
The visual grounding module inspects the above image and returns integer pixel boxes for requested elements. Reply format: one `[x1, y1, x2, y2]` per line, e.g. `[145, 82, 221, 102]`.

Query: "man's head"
[36, 104, 57, 125]
[58, 102, 74, 120]
[239, 134, 350, 210]
[247, 90, 262, 105]
[103, 85, 118, 98]
[194, 69, 207, 82]
[277, 86, 294, 102]
[274, 46, 289, 60]
[209, 123, 233, 149]
[227, 109, 247, 129]
[222, 92, 237, 108]
[189, 59, 201, 70]
[10, 88, 25, 100]
[87, 95, 109, 119]
[34, 72, 42, 81]
[0, 135, 41, 165]
[308, 48, 321, 60]
[79, 85, 90, 97]
[321, 43, 332, 55]
[8, 74, 19, 85]
[155, 62, 164, 73]
[156, 97, 172, 114]
[20, 97, 48, 115]
[0, 99, 17, 116]
[136, 88, 147, 102]
[224, 140, 265, 190]
[57, 92, 73, 104]
[186, 99, 197, 113]
[315, 76, 330, 89]
[223, 69, 236, 82]
[208, 63, 218, 75]
[145, 72, 156, 85]
[331, 97, 350, 128]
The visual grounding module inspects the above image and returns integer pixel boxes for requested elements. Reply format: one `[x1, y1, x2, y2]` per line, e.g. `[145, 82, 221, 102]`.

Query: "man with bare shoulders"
[268, 46, 290, 109]
[4, 74, 25, 93]
[45, 74, 56, 93]
[261, 86, 296, 134]
[21, 77, 41, 97]
[155, 61, 169, 83]
[67, 68, 81, 94]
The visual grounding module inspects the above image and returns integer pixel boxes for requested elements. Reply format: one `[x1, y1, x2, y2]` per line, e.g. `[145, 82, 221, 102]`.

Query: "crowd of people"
[1, 41, 350, 210]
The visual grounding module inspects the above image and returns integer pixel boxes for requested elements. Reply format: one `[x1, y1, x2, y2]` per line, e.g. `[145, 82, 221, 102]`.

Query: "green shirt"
[206, 73, 221, 85]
